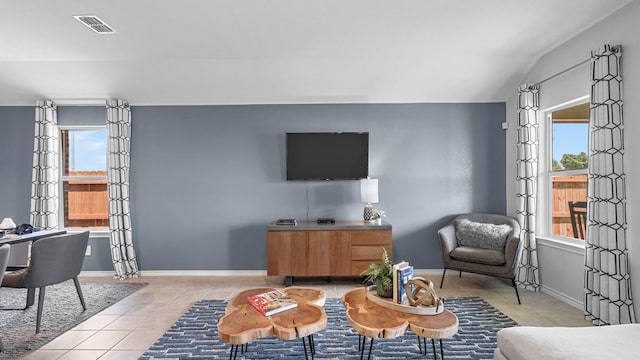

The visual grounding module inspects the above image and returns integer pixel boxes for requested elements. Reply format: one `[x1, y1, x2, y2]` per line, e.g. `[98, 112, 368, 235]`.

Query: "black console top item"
[276, 219, 297, 225]
[316, 218, 336, 224]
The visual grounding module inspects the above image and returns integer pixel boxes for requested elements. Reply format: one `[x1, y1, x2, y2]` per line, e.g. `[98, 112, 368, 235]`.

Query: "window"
[60, 128, 108, 229]
[547, 102, 589, 240]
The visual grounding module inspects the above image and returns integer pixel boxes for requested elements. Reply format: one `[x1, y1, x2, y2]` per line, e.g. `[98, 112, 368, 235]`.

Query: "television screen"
[286, 132, 369, 180]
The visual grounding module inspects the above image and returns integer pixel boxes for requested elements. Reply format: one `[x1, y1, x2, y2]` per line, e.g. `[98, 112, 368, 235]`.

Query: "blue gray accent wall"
[0, 107, 34, 225]
[0, 103, 506, 271]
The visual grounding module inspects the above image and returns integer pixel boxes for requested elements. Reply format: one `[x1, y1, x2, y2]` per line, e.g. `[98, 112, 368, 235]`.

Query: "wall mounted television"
[286, 132, 369, 180]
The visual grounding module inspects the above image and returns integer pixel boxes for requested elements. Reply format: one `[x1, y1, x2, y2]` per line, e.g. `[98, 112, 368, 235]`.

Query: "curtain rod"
[532, 58, 590, 87]
[532, 44, 621, 88]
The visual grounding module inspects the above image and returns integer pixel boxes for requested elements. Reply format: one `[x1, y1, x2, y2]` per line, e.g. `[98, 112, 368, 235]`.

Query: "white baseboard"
[141, 270, 268, 276]
[540, 284, 583, 310]
[414, 268, 445, 275]
[79, 271, 117, 277]
[79, 270, 269, 277]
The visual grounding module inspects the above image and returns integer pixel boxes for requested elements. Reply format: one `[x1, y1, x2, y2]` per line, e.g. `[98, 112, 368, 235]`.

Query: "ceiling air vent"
[73, 15, 117, 34]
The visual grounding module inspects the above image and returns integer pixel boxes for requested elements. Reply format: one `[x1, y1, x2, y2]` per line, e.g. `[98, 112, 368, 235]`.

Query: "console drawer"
[351, 230, 392, 245]
[351, 245, 392, 261]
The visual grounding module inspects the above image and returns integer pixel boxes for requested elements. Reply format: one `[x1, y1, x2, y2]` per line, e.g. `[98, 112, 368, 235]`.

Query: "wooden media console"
[266, 221, 392, 285]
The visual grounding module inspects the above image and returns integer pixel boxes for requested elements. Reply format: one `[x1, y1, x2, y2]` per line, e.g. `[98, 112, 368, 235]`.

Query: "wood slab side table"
[218, 287, 326, 360]
[342, 287, 458, 360]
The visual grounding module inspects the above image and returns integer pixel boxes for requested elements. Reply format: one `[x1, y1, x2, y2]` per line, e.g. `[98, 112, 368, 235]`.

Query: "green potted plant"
[360, 247, 393, 298]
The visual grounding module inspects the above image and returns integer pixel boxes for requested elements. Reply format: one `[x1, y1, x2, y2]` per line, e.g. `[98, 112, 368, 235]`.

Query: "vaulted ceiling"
[0, 0, 633, 105]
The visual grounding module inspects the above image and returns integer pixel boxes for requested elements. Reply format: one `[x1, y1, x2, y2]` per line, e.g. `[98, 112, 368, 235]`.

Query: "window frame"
[539, 95, 589, 246]
[58, 125, 109, 236]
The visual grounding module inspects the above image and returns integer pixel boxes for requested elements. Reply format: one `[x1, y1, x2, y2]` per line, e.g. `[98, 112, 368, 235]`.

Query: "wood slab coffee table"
[218, 287, 326, 360]
[342, 287, 458, 359]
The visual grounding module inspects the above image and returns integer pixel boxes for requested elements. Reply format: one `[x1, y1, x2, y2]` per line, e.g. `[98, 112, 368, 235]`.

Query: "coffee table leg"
[229, 345, 238, 360]
[417, 336, 428, 355]
[302, 336, 309, 360]
[431, 339, 437, 359]
[309, 334, 316, 355]
[439, 339, 444, 359]
[359, 337, 374, 360]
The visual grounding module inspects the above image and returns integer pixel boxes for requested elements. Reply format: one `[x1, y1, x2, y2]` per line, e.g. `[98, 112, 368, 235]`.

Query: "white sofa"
[494, 324, 640, 360]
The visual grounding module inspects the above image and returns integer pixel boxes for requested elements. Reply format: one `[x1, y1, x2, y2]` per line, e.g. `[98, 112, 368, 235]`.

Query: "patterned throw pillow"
[454, 219, 512, 251]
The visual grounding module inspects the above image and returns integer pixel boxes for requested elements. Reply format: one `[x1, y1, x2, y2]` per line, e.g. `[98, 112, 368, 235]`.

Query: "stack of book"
[392, 261, 414, 304]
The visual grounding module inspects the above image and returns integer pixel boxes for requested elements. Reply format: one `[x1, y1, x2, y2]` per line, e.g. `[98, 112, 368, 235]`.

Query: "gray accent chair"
[437, 214, 523, 304]
[1, 231, 89, 333]
[0, 244, 10, 352]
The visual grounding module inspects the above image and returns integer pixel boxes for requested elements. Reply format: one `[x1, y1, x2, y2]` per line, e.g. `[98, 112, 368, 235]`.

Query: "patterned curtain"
[584, 45, 635, 325]
[30, 100, 59, 229]
[515, 84, 540, 291]
[106, 99, 139, 279]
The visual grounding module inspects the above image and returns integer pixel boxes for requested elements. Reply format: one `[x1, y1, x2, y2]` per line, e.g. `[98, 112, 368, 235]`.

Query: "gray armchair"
[1, 231, 89, 333]
[437, 213, 523, 304]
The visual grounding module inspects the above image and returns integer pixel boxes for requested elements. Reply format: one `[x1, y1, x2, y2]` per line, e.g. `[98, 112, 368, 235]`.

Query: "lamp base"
[363, 204, 374, 221]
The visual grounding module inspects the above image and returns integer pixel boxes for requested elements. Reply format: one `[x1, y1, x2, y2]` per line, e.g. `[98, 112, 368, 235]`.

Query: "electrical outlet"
[85, 245, 91, 256]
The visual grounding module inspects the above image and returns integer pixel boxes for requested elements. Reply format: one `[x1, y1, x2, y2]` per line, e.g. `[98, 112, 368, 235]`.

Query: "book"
[392, 261, 409, 303]
[247, 289, 298, 316]
[396, 265, 414, 304]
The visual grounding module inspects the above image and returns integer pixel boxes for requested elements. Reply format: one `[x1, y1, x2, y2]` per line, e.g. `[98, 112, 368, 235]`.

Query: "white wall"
[506, 0, 640, 312]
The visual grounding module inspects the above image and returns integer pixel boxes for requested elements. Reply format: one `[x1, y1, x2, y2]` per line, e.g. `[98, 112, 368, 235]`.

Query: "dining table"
[0, 229, 67, 246]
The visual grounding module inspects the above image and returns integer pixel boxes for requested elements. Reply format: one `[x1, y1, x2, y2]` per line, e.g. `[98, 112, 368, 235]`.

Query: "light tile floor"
[21, 273, 591, 359]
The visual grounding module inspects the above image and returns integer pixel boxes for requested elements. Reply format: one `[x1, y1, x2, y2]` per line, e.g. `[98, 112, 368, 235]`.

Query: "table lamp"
[360, 178, 379, 222]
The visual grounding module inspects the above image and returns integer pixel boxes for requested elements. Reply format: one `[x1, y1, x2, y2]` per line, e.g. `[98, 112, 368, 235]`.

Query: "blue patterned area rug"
[140, 297, 517, 360]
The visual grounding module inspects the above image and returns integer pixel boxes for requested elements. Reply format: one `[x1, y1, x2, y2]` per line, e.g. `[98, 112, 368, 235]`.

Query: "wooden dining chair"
[569, 201, 587, 240]
[1, 232, 89, 333]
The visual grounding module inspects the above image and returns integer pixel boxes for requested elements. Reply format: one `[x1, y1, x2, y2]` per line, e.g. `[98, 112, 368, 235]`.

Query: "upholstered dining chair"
[437, 213, 523, 304]
[0, 244, 11, 352]
[1, 231, 89, 333]
[0, 244, 9, 281]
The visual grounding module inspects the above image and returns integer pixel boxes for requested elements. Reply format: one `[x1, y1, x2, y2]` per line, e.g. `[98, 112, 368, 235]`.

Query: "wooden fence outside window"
[64, 171, 109, 228]
[551, 174, 587, 239]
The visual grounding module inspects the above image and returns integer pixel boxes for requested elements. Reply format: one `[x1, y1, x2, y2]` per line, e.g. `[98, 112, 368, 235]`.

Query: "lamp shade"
[0, 217, 16, 230]
[360, 178, 379, 204]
